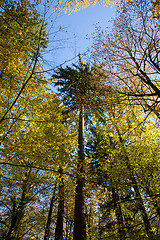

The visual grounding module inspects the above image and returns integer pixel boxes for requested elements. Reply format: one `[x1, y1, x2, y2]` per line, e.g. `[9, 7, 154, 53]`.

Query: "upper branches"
[92, 0, 160, 119]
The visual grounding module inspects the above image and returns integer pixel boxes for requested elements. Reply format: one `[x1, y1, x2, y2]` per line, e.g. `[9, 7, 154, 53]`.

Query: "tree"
[0, 0, 48, 134]
[53, 54, 106, 240]
[55, 168, 64, 240]
[105, 99, 159, 239]
[92, 0, 160, 119]
[86, 125, 127, 239]
[86, 100, 160, 239]
[44, 184, 57, 240]
[0, 89, 75, 239]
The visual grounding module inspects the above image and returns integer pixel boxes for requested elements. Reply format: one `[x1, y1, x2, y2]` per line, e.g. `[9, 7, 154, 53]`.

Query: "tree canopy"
[0, 0, 159, 239]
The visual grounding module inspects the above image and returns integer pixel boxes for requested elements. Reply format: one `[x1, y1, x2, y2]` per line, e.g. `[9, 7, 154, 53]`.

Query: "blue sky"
[40, 2, 116, 73]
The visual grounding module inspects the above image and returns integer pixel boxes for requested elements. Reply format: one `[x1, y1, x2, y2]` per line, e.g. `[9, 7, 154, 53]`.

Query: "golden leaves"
[57, 0, 118, 14]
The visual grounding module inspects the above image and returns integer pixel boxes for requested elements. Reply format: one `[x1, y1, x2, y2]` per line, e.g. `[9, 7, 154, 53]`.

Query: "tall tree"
[86, 125, 127, 239]
[53, 54, 106, 240]
[85, 86, 160, 238]
[106, 100, 159, 239]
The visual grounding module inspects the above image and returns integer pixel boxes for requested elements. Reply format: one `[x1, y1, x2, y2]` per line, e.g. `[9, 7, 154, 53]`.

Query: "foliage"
[92, 0, 160, 120]
[0, 0, 160, 239]
[0, 90, 76, 239]
[53, 54, 106, 113]
[57, 0, 118, 14]
[86, 102, 160, 239]
[0, 0, 48, 135]
[152, 0, 160, 19]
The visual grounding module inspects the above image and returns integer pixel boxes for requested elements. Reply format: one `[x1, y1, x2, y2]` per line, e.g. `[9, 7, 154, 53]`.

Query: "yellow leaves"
[57, 0, 118, 14]
[152, 0, 160, 20]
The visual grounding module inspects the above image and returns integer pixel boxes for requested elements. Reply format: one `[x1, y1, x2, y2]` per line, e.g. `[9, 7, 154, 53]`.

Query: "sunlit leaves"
[57, 0, 118, 14]
[92, 0, 160, 119]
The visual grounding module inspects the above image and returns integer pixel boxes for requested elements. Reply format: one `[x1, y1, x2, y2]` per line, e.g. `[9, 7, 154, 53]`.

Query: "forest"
[0, 0, 160, 239]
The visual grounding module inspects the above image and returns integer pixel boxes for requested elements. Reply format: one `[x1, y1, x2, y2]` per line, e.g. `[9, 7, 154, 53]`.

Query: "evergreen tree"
[53, 54, 106, 240]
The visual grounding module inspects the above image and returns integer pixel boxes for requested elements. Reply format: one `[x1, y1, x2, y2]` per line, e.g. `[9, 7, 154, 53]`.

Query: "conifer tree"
[53, 54, 106, 240]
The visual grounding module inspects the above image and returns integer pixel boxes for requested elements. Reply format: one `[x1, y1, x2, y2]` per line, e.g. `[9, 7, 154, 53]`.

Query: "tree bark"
[44, 184, 56, 240]
[6, 169, 31, 240]
[73, 103, 86, 240]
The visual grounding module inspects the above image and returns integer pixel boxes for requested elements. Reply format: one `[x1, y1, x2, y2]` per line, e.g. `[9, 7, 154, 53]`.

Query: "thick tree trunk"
[112, 188, 126, 240]
[44, 184, 56, 240]
[116, 128, 156, 240]
[73, 103, 86, 240]
[55, 168, 64, 240]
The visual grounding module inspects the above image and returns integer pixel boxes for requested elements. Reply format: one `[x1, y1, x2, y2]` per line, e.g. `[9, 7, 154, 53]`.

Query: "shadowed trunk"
[44, 184, 56, 240]
[6, 169, 31, 240]
[73, 103, 86, 240]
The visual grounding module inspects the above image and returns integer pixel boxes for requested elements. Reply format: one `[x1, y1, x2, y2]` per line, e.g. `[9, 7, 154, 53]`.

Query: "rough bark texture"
[73, 104, 86, 240]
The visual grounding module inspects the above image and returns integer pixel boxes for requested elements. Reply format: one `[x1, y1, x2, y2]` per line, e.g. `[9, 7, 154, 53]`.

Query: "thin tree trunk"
[44, 184, 57, 240]
[112, 188, 126, 240]
[55, 168, 64, 240]
[73, 103, 86, 240]
[6, 197, 17, 240]
[6, 169, 31, 240]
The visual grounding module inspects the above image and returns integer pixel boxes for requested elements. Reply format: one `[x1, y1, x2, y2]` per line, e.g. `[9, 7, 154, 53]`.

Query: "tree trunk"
[6, 169, 31, 240]
[112, 188, 126, 240]
[55, 168, 64, 240]
[44, 184, 56, 240]
[73, 103, 86, 240]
